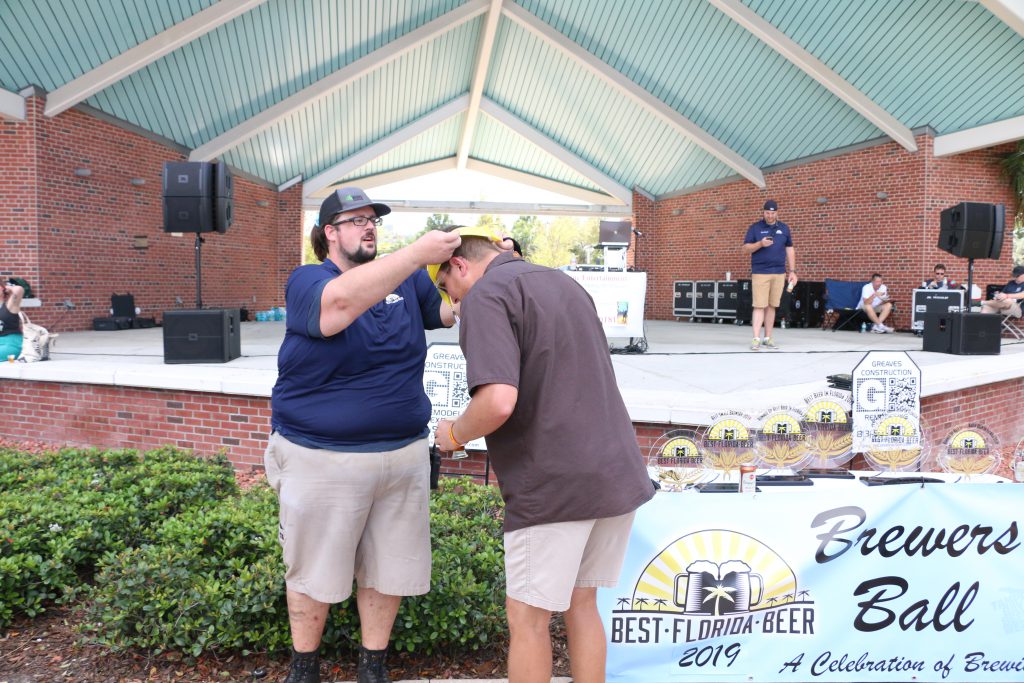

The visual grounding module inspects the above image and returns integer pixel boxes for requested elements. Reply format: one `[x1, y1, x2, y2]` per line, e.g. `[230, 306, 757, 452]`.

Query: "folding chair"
[1000, 311, 1024, 341]
[822, 279, 870, 332]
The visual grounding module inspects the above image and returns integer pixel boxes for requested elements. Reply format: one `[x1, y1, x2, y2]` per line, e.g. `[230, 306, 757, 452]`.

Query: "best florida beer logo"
[802, 389, 854, 468]
[611, 529, 816, 648]
[937, 424, 1001, 477]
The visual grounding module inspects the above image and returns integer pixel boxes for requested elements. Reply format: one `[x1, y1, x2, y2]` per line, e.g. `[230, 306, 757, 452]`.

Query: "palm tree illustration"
[701, 583, 737, 616]
[766, 596, 779, 607]
[786, 593, 796, 603]
[616, 597, 630, 611]
[635, 597, 650, 610]
[653, 598, 668, 611]
[798, 590, 811, 601]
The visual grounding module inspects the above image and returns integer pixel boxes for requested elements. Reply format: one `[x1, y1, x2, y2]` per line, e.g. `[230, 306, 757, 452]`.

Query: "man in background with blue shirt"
[742, 199, 796, 351]
[265, 187, 460, 683]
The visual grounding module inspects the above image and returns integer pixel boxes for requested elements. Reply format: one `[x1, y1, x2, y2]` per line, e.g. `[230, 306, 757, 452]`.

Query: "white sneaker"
[880, 324, 894, 333]
[871, 324, 885, 334]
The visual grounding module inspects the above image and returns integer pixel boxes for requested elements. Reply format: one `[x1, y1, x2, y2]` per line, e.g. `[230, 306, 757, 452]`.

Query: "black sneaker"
[284, 649, 320, 683]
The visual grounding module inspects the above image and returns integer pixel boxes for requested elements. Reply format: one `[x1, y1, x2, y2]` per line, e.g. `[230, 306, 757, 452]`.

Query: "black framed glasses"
[332, 215, 383, 228]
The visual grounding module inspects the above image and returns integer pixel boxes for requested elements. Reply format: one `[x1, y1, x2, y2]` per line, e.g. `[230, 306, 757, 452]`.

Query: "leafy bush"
[0, 447, 236, 626]
[83, 477, 508, 657]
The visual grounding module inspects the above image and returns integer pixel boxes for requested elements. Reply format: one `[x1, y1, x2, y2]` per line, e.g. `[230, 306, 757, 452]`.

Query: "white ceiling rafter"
[0, 87, 26, 120]
[45, 0, 269, 117]
[301, 197, 631, 217]
[305, 158, 458, 199]
[502, 2, 765, 188]
[933, 114, 1024, 157]
[466, 159, 617, 204]
[479, 97, 633, 204]
[456, 0, 504, 170]
[190, 0, 489, 161]
[979, 0, 1024, 39]
[707, 0, 918, 153]
[302, 95, 470, 199]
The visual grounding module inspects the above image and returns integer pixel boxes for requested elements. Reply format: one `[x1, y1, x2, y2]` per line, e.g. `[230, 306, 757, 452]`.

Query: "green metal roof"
[2, 0, 1022, 207]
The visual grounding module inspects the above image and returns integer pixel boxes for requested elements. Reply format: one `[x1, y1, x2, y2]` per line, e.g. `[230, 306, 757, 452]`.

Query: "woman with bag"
[0, 279, 24, 360]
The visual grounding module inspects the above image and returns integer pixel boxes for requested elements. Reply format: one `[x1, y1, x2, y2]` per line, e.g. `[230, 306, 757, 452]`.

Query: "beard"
[341, 240, 377, 264]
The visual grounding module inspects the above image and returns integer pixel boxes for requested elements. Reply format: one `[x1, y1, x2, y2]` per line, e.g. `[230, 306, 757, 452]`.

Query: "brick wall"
[2, 377, 1019, 480]
[636, 134, 1018, 328]
[0, 379, 495, 480]
[1, 94, 302, 331]
[0, 97, 41, 292]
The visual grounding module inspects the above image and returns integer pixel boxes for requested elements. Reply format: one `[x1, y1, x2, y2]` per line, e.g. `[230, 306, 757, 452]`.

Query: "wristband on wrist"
[448, 422, 465, 450]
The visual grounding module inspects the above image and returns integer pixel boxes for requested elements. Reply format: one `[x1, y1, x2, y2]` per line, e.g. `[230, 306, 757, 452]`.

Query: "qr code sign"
[886, 377, 919, 412]
[451, 370, 469, 408]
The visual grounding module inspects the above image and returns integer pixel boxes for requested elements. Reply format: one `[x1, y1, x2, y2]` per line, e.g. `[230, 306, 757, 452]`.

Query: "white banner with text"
[602, 484, 1023, 681]
[565, 271, 647, 338]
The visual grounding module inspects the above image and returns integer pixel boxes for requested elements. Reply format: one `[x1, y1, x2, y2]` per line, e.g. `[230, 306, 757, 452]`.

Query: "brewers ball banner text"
[602, 483, 1023, 681]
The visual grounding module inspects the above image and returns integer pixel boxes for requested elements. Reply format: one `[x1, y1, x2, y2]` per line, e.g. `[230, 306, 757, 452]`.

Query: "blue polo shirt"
[1003, 280, 1024, 296]
[744, 219, 793, 274]
[271, 260, 445, 451]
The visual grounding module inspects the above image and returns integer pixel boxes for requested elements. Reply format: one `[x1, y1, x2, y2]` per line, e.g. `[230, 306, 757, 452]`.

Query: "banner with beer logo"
[565, 271, 647, 337]
[602, 484, 1023, 681]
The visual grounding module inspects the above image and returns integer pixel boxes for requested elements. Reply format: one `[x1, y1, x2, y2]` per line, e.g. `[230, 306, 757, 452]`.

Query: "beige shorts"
[264, 432, 431, 603]
[504, 510, 636, 612]
[752, 273, 786, 308]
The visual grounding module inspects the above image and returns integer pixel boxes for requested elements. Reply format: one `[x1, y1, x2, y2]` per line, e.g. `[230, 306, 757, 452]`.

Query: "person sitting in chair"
[858, 273, 894, 333]
[0, 279, 25, 359]
[981, 265, 1024, 318]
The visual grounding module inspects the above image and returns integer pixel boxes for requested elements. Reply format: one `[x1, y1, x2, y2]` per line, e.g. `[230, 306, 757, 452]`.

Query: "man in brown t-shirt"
[430, 229, 654, 683]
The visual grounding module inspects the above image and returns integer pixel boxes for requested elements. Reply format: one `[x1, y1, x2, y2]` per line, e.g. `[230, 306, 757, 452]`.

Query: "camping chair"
[822, 279, 870, 332]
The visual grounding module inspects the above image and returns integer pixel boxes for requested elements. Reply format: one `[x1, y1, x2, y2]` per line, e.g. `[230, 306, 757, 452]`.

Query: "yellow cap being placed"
[426, 226, 504, 305]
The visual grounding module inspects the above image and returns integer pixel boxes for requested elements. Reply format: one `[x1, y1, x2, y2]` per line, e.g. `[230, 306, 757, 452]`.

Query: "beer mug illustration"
[674, 560, 764, 615]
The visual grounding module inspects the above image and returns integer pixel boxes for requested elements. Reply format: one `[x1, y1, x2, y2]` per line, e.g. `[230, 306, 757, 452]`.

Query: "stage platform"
[2, 320, 1023, 425]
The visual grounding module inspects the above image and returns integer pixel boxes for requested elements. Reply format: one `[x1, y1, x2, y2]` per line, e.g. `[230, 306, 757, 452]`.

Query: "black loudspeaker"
[162, 161, 233, 233]
[163, 309, 241, 364]
[598, 220, 631, 245]
[938, 202, 1005, 259]
[923, 312, 1000, 355]
[735, 279, 752, 322]
[790, 281, 826, 328]
[214, 163, 233, 234]
[951, 313, 1001, 355]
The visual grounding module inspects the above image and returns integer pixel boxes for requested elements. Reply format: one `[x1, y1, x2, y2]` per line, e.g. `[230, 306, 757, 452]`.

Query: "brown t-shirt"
[460, 253, 654, 532]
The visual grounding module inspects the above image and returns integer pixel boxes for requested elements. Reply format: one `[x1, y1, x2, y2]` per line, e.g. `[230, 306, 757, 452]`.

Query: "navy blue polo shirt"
[1003, 280, 1024, 296]
[744, 219, 793, 274]
[271, 260, 445, 451]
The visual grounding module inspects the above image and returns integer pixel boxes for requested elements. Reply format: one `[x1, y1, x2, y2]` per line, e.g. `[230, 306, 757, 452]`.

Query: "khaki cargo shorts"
[752, 273, 786, 308]
[264, 432, 431, 603]
[504, 510, 636, 612]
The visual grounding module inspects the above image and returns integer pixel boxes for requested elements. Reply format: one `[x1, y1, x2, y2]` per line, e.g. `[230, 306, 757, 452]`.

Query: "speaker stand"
[194, 234, 205, 309]
[966, 257, 975, 312]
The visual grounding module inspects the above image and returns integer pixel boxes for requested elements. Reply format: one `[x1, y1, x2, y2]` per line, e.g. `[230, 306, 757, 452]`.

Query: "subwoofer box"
[163, 308, 241, 364]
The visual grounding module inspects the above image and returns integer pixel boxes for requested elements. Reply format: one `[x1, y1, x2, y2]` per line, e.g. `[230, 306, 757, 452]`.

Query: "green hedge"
[0, 447, 236, 626]
[1, 446, 508, 657]
[82, 477, 508, 657]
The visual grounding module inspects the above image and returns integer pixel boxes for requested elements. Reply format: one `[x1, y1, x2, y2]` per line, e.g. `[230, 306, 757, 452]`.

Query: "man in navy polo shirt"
[981, 264, 1024, 318]
[742, 199, 796, 351]
[266, 187, 460, 683]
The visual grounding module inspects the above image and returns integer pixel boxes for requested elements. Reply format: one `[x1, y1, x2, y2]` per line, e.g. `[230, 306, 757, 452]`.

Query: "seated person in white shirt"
[858, 273, 894, 333]
[921, 263, 959, 290]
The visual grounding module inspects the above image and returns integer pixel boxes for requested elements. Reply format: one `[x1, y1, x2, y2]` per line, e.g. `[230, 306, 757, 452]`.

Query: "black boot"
[356, 644, 390, 683]
[283, 647, 320, 683]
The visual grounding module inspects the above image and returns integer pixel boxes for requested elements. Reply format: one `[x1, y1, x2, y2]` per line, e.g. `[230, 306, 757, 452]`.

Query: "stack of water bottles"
[255, 306, 286, 322]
